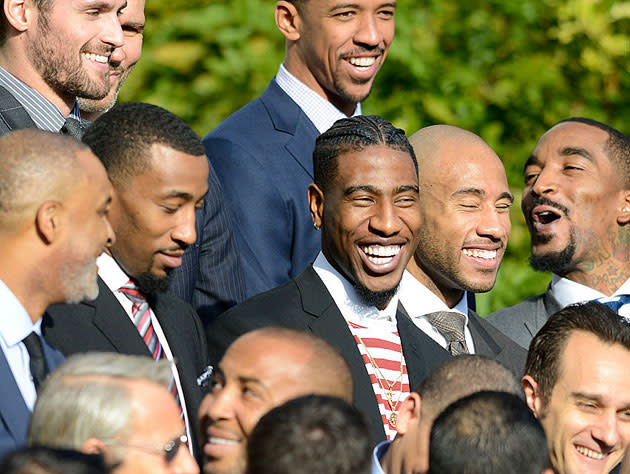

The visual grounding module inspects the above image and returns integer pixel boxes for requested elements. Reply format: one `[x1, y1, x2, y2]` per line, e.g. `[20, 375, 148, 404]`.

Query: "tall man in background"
[204, 0, 396, 297]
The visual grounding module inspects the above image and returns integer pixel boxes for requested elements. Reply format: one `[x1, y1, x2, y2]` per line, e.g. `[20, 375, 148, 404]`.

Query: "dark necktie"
[61, 116, 87, 139]
[426, 311, 470, 355]
[22, 332, 48, 391]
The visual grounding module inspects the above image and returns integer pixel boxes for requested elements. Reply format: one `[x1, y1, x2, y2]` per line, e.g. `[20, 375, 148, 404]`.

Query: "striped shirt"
[348, 321, 409, 441]
[0, 66, 81, 132]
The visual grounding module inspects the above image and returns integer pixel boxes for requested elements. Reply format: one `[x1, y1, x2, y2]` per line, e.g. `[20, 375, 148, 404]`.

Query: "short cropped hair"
[428, 391, 549, 474]
[246, 395, 371, 474]
[0, 447, 108, 474]
[313, 115, 417, 192]
[82, 102, 205, 188]
[28, 353, 172, 451]
[556, 117, 630, 187]
[416, 355, 523, 420]
[525, 301, 630, 404]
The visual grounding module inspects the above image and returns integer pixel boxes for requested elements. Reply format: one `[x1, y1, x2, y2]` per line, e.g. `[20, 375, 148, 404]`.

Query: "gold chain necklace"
[351, 326, 405, 428]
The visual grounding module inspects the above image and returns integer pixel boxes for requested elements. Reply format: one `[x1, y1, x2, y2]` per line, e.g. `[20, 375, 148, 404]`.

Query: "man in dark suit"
[398, 125, 526, 376]
[0, 0, 125, 137]
[43, 103, 210, 457]
[203, 0, 396, 298]
[488, 118, 630, 348]
[0, 130, 114, 457]
[207, 116, 431, 444]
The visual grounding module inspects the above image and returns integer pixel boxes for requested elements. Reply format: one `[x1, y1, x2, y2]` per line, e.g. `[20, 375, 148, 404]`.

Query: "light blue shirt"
[371, 441, 390, 474]
[0, 279, 41, 410]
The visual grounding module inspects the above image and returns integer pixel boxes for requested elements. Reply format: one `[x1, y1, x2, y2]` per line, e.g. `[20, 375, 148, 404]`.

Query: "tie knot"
[119, 280, 148, 304]
[426, 311, 469, 355]
[61, 116, 87, 139]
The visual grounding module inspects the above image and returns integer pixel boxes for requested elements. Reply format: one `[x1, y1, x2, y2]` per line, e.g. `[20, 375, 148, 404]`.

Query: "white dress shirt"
[550, 274, 630, 318]
[0, 279, 42, 410]
[97, 253, 193, 451]
[275, 63, 362, 134]
[398, 271, 476, 353]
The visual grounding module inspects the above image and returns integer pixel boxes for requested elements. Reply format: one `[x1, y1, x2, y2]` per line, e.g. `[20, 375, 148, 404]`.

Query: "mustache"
[527, 196, 570, 218]
[340, 46, 385, 58]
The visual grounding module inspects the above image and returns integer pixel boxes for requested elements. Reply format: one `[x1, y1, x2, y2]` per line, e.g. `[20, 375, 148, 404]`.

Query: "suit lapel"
[297, 268, 386, 442]
[0, 349, 30, 447]
[468, 310, 501, 357]
[397, 305, 450, 389]
[261, 80, 319, 179]
[0, 86, 38, 131]
[91, 279, 151, 356]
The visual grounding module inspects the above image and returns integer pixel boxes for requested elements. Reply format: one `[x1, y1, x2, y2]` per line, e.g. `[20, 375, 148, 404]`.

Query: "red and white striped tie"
[119, 280, 164, 360]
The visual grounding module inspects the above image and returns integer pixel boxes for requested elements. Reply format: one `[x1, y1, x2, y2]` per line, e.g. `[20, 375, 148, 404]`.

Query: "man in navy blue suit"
[204, 0, 397, 298]
[0, 130, 115, 458]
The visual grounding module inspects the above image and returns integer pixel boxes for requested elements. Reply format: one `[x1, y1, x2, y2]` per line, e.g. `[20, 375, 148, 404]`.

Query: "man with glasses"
[27, 352, 199, 474]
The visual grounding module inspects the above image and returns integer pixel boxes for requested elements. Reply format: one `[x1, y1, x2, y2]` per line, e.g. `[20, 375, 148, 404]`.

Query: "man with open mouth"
[395, 125, 526, 378]
[205, 115, 425, 446]
[523, 302, 630, 474]
[203, 0, 396, 300]
[488, 118, 630, 349]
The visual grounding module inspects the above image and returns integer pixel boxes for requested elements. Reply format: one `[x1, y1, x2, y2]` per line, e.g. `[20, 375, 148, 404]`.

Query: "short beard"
[354, 282, 398, 309]
[530, 234, 577, 274]
[136, 271, 171, 295]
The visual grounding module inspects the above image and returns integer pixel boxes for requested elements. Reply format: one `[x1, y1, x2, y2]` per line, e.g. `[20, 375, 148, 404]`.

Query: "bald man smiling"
[397, 125, 526, 376]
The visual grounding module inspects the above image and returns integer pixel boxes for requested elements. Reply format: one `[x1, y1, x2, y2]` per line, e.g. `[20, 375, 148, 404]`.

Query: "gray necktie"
[61, 116, 87, 139]
[22, 332, 48, 391]
[426, 311, 469, 355]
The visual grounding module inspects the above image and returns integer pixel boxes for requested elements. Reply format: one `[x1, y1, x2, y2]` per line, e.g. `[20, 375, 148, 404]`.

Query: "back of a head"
[525, 301, 630, 403]
[0, 447, 108, 474]
[313, 115, 416, 192]
[417, 355, 523, 422]
[246, 395, 371, 474]
[28, 353, 172, 450]
[82, 102, 205, 188]
[244, 327, 354, 403]
[428, 391, 550, 474]
[0, 130, 87, 230]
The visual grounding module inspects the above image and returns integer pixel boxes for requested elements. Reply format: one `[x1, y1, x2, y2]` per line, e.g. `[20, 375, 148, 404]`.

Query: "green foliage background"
[122, 0, 630, 315]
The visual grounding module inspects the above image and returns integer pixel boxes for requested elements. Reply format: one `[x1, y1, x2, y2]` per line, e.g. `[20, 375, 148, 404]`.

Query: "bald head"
[0, 130, 89, 230]
[405, 125, 512, 307]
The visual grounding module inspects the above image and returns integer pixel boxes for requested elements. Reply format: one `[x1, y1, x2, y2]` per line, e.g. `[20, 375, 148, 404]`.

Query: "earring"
[313, 223, 321, 231]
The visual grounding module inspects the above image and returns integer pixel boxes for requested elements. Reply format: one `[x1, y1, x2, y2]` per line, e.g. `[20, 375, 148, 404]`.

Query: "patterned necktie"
[119, 280, 164, 360]
[60, 116, 87, 140]
[426, 311, 469, 355]
[22, 332, 48, 392]
[596, 294, 630, 318]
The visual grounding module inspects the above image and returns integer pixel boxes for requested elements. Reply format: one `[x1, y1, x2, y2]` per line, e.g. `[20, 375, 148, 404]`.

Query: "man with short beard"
[0, 130, 114, 457]
[488, 118, 630, 349]
[0, 0, 124, 137]
[204, 0, 396, 299]
[43, 103, 211, 458]
[396, 125, 526, 376]
[206, 116, 427, 444]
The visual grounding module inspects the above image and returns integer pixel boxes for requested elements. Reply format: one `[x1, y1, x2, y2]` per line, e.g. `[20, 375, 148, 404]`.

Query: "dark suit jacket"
[487, 287, 561, 349]
[203, 79, 321, 299]
[0, 86, 38, 134]
[207, 266, 452, 444]
[0, 336, 63, 458]
[42, 278, 209, 455]
[168, 167, 247, 325]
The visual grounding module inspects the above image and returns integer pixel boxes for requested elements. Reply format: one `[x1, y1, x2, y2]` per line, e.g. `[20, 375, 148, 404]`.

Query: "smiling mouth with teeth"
[534, 210, 561, 225]
[361, 245, 400, 265]
[209, 437, 239, 446]
[82, 52, 109, 64]
[462, 249, 497, 260]
[575, 445, 606, 460]
[348, 57, 377, 69]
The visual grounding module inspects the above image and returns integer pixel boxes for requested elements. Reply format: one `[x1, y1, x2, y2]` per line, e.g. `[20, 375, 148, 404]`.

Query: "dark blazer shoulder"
[0, 86, 38, 134]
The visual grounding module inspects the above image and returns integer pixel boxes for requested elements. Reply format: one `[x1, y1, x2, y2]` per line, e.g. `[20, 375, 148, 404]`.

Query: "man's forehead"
[537, 122, 608, 154]
[120, 0, 145, 23]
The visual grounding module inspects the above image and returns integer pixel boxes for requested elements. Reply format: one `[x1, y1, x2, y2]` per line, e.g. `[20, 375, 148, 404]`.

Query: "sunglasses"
[104, 434, 188, 464]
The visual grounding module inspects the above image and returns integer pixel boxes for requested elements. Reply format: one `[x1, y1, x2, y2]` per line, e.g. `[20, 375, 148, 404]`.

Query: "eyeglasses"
[104, 434, 188, 464]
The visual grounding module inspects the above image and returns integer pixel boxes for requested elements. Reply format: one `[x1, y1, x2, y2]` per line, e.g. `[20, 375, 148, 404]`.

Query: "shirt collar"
[550, 274, 630, 308]
[371, 441, 390, 474]
[399, 270, 469, 318]
[0, 279, 41, 348]
[275, 63, 362, 134]
[0, 66, 80, 132]
[97, 252, 132, 294]
[312, 252, 399, 324]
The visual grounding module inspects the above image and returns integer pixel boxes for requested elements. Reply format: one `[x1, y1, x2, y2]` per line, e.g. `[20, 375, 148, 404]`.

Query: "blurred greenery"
[122, 0, 630, 315]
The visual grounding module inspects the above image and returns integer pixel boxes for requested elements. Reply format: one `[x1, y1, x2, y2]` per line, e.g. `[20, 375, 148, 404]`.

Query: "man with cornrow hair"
[206, 115, 444, 445]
